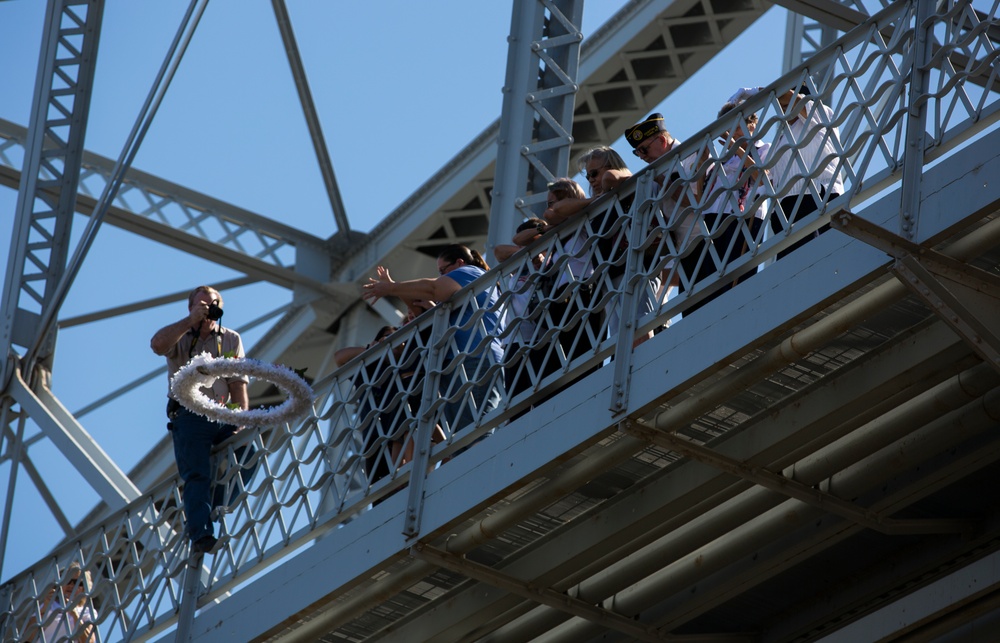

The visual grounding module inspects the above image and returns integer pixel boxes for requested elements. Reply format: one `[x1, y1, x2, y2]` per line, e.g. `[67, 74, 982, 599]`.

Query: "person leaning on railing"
[764, 85, 845, 258]
[493, 217, 550, 411]
[494, 178, 606, 398]
[624, 114, 695, 327]
[361, 245, 505, 444]
[563, 147, 658, 347]
[539, 178, 609, 361]
[334, 323, 445, 496]
[676, 98, 770, 314]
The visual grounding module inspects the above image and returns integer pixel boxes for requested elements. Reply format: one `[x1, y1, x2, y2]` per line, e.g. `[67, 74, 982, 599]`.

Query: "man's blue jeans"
[170, 408, 256, 542]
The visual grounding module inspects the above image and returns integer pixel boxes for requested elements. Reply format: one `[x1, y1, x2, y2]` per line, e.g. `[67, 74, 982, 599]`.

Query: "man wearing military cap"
[625, 113, 681, 164]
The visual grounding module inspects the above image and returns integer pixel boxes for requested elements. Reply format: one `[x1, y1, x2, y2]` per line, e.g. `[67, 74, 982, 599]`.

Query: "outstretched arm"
[362, 265, 461, 308]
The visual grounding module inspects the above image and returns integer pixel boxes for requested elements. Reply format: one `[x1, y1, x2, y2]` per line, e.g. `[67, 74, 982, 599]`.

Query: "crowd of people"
[346, 83, 845, 484]
[138, 84, 844, 559]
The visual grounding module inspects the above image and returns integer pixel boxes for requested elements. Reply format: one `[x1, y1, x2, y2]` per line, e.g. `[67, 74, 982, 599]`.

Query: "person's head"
[625, 113, 673, 163]
[187, 285, 222, 310]
[576, 147, 629, 196]
[187, 285, 223, 328]
[407, 299, 433, 322]
[437, 244, 489, 275]
[514, 218, 547, 268]
[516, 217, 546, 234]
[717, 102, 758, 139]
[546, 177, 586, 205]
[372, 325, 397, 343]
[59, 562, 92, 602]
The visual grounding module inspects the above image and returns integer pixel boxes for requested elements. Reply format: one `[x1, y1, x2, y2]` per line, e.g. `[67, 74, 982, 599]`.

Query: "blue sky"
[0, 1, 788, 580]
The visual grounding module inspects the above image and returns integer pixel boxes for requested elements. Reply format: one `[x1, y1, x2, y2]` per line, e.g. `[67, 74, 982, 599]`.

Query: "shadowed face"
[634, 132, 667, 163]
[437, 257, 464, 275]
[584, 159, 610, 195]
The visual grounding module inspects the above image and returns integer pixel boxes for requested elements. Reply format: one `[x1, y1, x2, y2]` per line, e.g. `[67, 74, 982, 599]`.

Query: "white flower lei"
[170, 353, 314, 428]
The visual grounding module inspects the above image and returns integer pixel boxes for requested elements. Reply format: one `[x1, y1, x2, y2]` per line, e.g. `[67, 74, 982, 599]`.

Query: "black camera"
[206, 300, 224, 321]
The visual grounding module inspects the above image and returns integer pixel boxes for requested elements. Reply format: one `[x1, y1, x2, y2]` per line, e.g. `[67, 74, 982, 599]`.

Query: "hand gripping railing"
[2, 1, 999, 640]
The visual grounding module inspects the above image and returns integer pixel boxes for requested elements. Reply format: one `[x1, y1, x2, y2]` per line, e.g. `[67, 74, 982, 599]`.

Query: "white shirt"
[39, 593, 95, 642]
[655, 141, 701, 254]
[765, 99, 845, 198]
[702, 141, 771, 220]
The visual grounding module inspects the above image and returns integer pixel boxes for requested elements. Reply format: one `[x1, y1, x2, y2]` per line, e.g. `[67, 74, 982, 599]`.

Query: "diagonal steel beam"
[0, 417, 74, 535]
[833, 212, 1000, 373]
[771, 0, 870, 32]
[57, 276, 259, 329]
[9, 370, 139, 509]
[271, 0, 350, 233]
[0, 117, 334, 281]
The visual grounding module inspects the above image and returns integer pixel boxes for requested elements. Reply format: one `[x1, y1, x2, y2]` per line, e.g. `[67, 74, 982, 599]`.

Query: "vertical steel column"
[0, 0, 104, 387]
[487, 0, 584, 257]
[175, 560, 204, 642]
[403, 305, 450, 539]
[610, 172, 655, 416]
[0, 402, 24, 578]
[783, 10, 841, 74]
[23, 0, 208, 379]
[899, 0, 934, 241]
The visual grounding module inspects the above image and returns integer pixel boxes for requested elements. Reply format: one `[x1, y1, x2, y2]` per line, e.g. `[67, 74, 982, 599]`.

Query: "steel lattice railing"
[2, 1, 999, 640]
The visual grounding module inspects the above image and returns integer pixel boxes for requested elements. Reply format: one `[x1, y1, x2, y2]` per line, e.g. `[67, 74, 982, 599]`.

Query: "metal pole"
[898, 0, 934, 240]
[0, 402, 24, 578]
[270, 0, 350, 233]
[175, 560, 203, 642]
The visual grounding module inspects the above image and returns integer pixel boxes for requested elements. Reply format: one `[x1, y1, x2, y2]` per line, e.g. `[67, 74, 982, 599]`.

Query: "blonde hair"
[547, 177, 586, 201]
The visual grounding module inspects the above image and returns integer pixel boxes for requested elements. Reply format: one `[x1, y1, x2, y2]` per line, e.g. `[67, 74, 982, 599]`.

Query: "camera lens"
[207, 302, 224, 321]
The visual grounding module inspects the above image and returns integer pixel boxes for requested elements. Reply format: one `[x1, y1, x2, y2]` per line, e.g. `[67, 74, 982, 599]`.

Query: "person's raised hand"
[362, 265, 395, 304]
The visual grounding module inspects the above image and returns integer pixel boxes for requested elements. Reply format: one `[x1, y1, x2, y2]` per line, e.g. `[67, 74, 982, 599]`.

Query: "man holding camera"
[150, 285, 249, 555]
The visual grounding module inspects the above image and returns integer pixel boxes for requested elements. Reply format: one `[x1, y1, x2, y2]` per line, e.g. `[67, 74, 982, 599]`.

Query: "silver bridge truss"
[4, 0, 1000, 641]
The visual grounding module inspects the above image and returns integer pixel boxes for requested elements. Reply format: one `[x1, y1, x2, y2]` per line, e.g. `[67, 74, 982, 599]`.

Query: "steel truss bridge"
[3, 0, 1000, 641]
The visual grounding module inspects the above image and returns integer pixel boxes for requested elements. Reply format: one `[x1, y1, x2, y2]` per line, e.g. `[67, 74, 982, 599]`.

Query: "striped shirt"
[765, 99, 845, 198]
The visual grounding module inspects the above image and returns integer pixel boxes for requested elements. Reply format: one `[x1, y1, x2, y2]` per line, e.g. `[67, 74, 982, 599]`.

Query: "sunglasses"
[583, 167, 605, 180]
[633, 135, 661, 157]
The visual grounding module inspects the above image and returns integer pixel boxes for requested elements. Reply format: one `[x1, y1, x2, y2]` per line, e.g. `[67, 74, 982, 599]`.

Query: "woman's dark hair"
[437, 244, 489, 271]
[372, 325, 397, 342]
